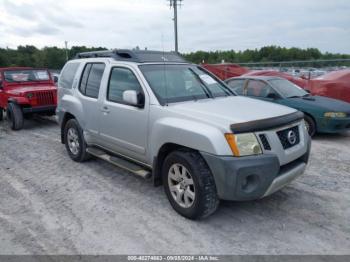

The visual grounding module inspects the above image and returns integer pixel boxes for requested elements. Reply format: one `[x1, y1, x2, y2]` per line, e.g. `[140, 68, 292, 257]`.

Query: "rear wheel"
[6, 103, 24, 130]
[163, 150, 219, 220]
[64, 119, 90, 162]
[0, 108, 3, 121]
[304, 114, 316, 137]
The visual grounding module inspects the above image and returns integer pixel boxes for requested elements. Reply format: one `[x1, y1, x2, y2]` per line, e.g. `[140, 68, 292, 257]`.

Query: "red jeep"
[0, 67, 57, 130]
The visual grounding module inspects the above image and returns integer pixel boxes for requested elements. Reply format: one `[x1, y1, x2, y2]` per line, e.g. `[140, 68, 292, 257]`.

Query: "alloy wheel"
[67, 127, 80, 155]
[168, 163, 196, 208]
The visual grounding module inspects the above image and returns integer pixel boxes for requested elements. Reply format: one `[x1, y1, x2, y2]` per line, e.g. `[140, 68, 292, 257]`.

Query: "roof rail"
[74, 49, 187, 63]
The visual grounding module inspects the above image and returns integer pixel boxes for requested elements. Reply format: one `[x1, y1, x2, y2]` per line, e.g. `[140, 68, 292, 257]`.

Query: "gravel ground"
[0, 117, 349, 255]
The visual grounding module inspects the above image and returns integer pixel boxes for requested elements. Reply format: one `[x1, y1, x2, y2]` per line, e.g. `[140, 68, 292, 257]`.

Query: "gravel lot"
[0, 117, 349, 255]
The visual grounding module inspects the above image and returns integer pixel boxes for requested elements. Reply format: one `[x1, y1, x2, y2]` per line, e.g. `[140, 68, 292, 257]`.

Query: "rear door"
[98, 65, 149, 163]
[76, 62, 106, 142]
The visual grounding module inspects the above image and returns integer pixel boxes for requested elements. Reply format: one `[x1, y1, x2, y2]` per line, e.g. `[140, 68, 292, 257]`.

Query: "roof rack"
[75, 49, 187, 63]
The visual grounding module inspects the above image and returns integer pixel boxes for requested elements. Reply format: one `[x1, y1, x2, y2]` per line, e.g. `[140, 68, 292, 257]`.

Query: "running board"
[86, 147, 151, 179]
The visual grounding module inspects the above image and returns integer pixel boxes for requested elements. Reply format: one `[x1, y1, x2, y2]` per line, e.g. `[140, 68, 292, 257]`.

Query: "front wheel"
[163, 150, 219, 220]
[304, 115, 316, 137]
[63, 119, 90, 162]
[6, 103, 24, 130]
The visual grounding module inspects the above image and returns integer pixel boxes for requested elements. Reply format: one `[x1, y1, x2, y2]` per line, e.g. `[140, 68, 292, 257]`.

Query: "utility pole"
[64, 41, 68, 61]
[169, 0, 182, 53]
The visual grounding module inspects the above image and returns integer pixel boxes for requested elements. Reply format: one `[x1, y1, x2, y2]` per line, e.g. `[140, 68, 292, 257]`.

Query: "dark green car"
[225, 76, 350, 136]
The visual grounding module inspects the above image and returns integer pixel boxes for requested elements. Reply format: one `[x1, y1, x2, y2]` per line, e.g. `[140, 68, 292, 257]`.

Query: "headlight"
[324, 112, 347, 118]
[225, 133, 262, 156]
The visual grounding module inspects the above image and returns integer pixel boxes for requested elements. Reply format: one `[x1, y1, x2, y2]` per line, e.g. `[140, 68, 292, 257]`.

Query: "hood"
[165, 96, 297, 131]
[286, 95, 350, 113]
[7, 85, 57, 95]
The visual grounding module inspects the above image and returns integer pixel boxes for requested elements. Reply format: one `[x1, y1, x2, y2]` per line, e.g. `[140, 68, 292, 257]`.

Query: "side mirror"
[305, 89, 311, 94]
[53, 76, 58, 83]
[266, 93, 279, 99]
[122, 90, 144, 108]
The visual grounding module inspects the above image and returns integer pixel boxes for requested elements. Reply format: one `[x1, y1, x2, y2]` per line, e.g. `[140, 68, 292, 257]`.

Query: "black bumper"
[201, 139, 311, 201]
[22, 105, 56, 114]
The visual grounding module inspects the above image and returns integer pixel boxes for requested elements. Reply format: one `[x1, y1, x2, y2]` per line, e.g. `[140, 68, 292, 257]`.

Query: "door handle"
[101, 106, 110, 113]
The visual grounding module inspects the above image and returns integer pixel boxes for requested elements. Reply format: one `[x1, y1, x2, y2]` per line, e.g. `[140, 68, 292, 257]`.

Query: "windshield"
[4, 69, 50, 83]
[268, 79, 308, 98]
[139, 64, 233, 104]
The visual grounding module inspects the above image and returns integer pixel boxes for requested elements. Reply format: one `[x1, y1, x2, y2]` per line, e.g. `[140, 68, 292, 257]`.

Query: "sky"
[0, 0, 350, 53]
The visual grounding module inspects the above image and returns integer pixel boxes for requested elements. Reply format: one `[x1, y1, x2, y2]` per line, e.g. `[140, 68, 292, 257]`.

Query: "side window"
[59, 62, 80, 89]
[246, 80, 276, 98]
[107, 67, 142, 104]
[79, 63, 105, 98]
[227, 80, 245, 95]
[79, 64, 92, 94]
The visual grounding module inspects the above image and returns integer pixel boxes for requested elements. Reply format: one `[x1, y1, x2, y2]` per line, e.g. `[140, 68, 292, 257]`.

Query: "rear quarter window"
[59, 62, 80, 89]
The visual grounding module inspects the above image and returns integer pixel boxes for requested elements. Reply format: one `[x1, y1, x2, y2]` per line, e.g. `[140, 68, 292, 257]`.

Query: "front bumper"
[201, 138, 311, 201]
[317, 116, 350, 133]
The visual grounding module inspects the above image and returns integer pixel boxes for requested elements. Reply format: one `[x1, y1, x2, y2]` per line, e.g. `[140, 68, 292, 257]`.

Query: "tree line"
[0, 45, 107, 70]
[0, 45, 349, 70]
[183, 46, 350, 66]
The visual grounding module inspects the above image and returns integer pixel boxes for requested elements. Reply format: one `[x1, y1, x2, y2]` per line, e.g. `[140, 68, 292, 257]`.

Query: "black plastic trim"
[230, 111, 304, 134]
[22, 105, 56, 114]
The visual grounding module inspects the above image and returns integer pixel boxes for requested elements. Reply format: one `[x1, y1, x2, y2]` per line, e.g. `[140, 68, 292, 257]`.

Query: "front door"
[98, 66, 149, 163]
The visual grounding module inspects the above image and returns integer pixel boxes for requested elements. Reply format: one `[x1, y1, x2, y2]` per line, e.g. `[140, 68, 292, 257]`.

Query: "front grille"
[259, 134, 271, 150]
[35, 91, 55, 105]
[277, 125, 300, 149]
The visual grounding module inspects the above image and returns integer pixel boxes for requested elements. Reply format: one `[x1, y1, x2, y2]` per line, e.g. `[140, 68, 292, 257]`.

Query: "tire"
[63, 119, 90, 162]
[6, 103, 24, 130]
[304, 114, 316, 137]
[162, 150, 219, 220]
[0, 108, 3, 121]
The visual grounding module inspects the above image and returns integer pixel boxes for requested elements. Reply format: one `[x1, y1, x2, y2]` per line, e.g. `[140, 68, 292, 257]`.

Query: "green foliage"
[0, 45, 107, 69]
[0, 45, 349, 69]
[183, 46, 350, 66]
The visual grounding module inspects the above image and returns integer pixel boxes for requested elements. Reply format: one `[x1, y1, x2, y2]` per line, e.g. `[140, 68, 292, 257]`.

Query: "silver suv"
[57, 50, 311, 219]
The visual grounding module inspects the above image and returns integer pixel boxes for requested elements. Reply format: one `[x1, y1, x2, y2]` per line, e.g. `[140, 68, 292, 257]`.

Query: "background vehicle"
[57, 50, 311, 219]
[226, 76, 350, 136]
[307, 69, 350, 103]
[0, 67, 57, 130]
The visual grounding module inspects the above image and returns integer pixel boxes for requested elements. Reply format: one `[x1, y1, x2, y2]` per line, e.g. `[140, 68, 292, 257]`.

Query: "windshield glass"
[139, 64, 233, 104]
[4, 69, 50, 83]
[268, 79, 308, 98]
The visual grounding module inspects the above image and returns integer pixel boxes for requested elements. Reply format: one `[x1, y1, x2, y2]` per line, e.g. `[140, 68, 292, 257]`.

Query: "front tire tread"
[163, 150, 219, 220]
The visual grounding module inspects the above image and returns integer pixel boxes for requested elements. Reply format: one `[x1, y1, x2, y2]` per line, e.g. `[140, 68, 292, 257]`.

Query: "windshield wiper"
[188, 68, 213, 99]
